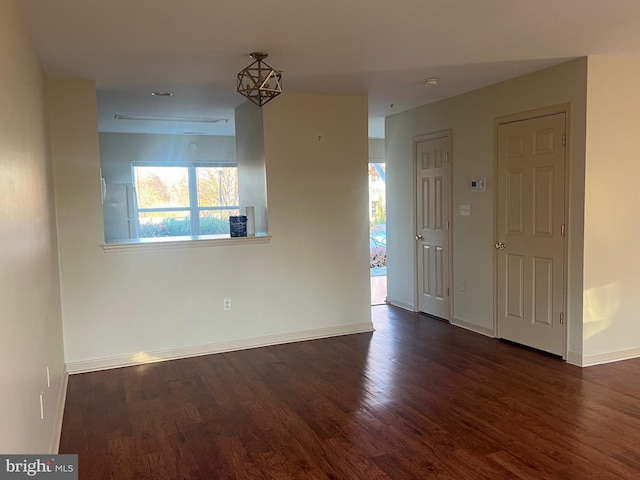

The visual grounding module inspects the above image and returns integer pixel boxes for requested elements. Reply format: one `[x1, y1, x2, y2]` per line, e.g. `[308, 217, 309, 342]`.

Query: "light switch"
[460, 204, 471, 216]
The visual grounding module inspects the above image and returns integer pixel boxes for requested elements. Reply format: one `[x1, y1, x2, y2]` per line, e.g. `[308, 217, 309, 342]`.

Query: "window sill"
[101, 233, 272, 253]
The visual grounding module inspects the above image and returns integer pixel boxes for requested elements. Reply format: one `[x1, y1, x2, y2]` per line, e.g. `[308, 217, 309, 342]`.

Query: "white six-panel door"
[416, 134, 450, 320]
[496, 114, 566, 355]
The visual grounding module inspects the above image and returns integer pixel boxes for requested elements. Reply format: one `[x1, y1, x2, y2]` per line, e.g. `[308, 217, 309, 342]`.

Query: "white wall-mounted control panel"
[470, 178, 486, 192]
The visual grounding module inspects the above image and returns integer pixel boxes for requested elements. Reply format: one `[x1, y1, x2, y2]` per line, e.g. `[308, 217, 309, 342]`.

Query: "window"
[132, 163, 239, 238]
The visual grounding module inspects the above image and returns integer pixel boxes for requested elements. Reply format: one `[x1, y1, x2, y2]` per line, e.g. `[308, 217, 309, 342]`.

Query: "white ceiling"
[17, 0, 640, 138]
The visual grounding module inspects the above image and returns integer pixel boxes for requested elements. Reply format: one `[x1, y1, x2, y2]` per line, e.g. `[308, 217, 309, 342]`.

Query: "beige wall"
[0, 0, 65, 453]
[48, 87, 372, 369]
[583, 56, 640, 362]
[263, 92, 372, 323]
[385, 59, 587, 355]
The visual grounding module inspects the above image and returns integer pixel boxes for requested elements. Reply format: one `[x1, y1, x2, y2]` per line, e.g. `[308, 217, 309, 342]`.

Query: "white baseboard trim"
[451, 318, 495, 337]
[566, 350, 583, 367]
[385, 297, 416, 312]
[50, 369, 68, 454]
[576, 346, 640, 367]
[66, 322, 375, 374]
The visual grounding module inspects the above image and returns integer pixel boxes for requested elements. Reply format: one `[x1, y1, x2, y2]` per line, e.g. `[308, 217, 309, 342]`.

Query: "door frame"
[413, 130, 453, 319]
[493, 104, 571, 359]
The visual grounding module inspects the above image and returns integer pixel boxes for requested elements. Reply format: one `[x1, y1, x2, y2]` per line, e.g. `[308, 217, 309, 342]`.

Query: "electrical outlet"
[223, 299, 231, 311]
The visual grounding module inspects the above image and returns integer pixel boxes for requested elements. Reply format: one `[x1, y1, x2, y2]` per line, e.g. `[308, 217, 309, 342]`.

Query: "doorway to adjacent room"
[369, 162, 386, 305]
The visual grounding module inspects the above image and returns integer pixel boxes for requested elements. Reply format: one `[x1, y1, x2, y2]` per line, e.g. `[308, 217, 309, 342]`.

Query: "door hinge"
[445, 220, 450, 230]
[562, 133, 566, 146]
[561, 224, 565, 237]
[447, 287, 450, 296]
[445, 152, 449, 164]
[560, 312, 564, 325]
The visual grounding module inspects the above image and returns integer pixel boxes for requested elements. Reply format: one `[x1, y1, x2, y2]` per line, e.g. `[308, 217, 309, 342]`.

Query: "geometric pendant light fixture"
[237, 52, 283, 107]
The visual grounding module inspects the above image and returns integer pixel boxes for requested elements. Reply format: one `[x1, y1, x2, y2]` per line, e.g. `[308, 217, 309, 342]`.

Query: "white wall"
[99, 133, 236, 184]
[582, 56, 640, 363]
[386, 59, 587, 353]
[369, 138, 385, 161]
[99, 133, 238, 240]
[235, 101, 268, 234]
[0, 0, 66, 453]
[47, 86, 372, 370]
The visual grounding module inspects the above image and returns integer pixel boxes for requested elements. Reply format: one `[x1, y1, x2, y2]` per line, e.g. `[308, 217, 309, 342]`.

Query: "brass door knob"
[495, 242, 506, 250]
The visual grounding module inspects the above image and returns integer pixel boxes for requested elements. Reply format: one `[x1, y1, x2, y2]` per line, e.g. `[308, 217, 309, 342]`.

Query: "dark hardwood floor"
[60, 305, 640, 479]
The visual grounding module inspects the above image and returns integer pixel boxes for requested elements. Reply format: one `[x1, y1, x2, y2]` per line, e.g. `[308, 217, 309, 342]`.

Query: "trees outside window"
[133, 164, 239, 237]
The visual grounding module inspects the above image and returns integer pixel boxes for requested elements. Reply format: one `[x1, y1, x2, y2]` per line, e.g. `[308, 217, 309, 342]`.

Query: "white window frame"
[131, 161, 239, 238]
